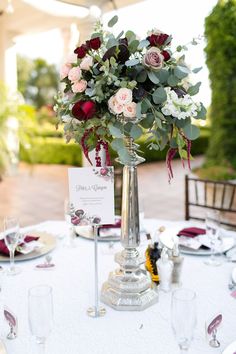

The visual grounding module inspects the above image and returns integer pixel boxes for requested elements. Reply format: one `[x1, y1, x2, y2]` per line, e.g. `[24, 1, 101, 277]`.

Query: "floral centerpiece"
[54, 15, 206, 179]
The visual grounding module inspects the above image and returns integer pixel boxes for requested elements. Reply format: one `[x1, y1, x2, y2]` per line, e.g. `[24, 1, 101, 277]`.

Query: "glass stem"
[210, 240, 216, 262]
[9, 249, 15, 272]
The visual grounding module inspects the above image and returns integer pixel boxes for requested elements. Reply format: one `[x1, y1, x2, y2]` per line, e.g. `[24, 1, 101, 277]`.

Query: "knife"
[0, 341, 7, 354]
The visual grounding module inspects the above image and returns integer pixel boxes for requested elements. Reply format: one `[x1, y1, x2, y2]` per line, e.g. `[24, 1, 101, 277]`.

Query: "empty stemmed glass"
[28, 285, 53, 353]
[4, 217, 21, 275]
[171, 288, 197, 353]
[204, 210, 221, 266]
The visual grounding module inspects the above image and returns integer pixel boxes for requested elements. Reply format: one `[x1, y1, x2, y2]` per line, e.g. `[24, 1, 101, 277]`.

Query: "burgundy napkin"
[98, 218, 121, 236]
[0, 235, 39, 257]
[177, 227, 206, 238]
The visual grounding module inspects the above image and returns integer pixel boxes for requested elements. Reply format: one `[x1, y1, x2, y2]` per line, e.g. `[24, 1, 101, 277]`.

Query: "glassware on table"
[28, 285, 53, 353]
[204, 210, 221, 266]
[171, 288, 197, 353]
[64, 199, 75, 247]
[4, 217, 21, 275]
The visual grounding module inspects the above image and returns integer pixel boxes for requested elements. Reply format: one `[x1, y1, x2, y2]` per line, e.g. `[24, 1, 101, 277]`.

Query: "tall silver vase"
[101, 135, 158, 311]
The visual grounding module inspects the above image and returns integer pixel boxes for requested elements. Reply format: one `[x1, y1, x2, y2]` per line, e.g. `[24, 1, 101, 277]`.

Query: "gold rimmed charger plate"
[0, 232, 57, 262]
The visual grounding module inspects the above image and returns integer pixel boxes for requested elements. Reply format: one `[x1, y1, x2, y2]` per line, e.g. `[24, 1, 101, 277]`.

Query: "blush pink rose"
[67, 53, 78, 64]
[60, 63, 72, 80]
[80, 56, 93, 71]
[108, 96, 124, 115]
[71, 80, 87, 93]
[143, 47, 164, 71]
[123, 102, 137, 119]
[115, 88, 132, 105]
[68, 66, 82, 82]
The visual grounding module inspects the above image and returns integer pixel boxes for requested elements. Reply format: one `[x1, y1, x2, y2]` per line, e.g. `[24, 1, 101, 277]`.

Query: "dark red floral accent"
[95, 140, 111, 167]
[147, 33, 169, 47]
[161, 50, 171, 61]
[166, 148, 178, 182]
[89, 37, 101, 50]
[72, 101, 96, 121]
[74, 44, 87, 58]
[81, 128, 93, 165]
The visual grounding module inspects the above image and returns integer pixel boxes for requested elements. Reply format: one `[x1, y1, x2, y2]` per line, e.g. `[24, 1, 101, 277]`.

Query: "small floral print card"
[68, 166, 115, 225]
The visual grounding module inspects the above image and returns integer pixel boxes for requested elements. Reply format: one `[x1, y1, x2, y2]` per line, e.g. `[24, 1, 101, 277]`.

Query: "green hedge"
[20, 137, 82, 166]
[205, 0, 236, 168]
[20, 129, 209, 166]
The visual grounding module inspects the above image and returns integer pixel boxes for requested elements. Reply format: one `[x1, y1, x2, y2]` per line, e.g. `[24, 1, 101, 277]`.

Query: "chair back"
[185, 175, 236, 229]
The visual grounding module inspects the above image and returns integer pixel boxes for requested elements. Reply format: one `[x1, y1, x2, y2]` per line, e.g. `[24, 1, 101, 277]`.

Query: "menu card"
[68, 167, 115, 225]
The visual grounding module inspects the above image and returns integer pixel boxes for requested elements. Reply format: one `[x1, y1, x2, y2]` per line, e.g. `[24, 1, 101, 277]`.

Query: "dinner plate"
[180, 237, 235, 256]
[75, 225, 120, 242]
[0, 232, 56, 262]
[222, 341, 236, 354]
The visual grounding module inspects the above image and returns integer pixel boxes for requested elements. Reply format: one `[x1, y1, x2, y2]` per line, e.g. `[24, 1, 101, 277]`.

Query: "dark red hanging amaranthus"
[166, 147, 178, 182]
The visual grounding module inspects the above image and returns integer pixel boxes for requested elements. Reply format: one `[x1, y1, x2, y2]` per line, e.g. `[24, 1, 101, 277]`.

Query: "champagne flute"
[28, 285, 53, 353]
[171, 288, 197, 353]
[4, 217, 21, 275]
[204, 210, 221, 266]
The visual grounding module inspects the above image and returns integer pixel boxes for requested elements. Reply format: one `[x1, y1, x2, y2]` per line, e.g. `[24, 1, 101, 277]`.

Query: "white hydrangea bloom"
[161, 87, 200, 120]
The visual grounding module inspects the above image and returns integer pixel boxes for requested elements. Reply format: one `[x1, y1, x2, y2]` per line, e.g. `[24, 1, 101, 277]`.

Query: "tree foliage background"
[205, 0, 236, 170]
[17, 56, 59, 109]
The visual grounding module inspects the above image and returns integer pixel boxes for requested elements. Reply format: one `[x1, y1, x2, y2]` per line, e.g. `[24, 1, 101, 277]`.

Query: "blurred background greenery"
[1, 0, 236, 181]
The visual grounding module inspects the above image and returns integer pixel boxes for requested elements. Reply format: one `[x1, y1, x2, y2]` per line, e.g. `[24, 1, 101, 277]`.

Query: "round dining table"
[0, 219, 235, 354]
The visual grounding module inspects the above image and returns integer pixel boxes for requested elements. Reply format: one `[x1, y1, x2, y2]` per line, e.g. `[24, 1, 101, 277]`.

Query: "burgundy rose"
[89, 37, 101, 50]
[74, 45, 87, 59]
[72, 100, 96, 121]
[161, 50, 171, 61]
[147, 33, 169, 47]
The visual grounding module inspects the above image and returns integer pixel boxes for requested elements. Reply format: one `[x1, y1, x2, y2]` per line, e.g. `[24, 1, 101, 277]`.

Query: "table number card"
[68, 167, 115, 225]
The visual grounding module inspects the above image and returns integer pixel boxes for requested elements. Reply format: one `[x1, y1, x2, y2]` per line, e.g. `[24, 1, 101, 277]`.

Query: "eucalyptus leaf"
[187, 82, 201, 96]
[137, 39, 150, 50]
[192, 66, 202, 74]
[136, 102, 142, 119]
[111, 138, 125, 151]
[155, 69, 169, 83]
[155, 116, 162, 128]
[147, 71, 160, 84]
[170, 138, 178, 148]
[118, 147, 131, 164]
[91, 32, 102, 39]
[174, 66, 190, 79]
[108, 15, 118, 28]
[167, 75, 180, 87]
[183, 124, 200, 140]
[140, 114, 154, 128]
[129, 39, 139, 53]
[107, 37, 119, 49]
[116, 31, 124, 40]
[152, 87, 167, 104]
[196, 103, 207, 119]
[130, 124, 143, 139]
[141, 99, 150, 113]
[125, 30, 136, 42]
[108, 124, 123, 138]
[136, 70, 147, 83]
[125, 58, 140, 67]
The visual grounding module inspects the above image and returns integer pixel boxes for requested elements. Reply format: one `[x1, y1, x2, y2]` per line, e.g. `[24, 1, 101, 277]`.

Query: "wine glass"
[204, 210, 221, 266]
[28, 285, 53, 353]
[4, 217, 21, 275]
[171, 288, 197, 353]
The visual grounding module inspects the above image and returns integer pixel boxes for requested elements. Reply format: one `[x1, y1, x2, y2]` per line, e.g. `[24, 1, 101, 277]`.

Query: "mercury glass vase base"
[87, 306, 106, 318]
[101, 275, 158, 311]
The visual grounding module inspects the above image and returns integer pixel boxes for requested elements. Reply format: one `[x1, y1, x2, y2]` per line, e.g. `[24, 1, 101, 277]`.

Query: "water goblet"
[204, 210, 221, 266]
[28, 285, 53, 353]
[4, 217, 21, 275]
[171, 288, 197, 353]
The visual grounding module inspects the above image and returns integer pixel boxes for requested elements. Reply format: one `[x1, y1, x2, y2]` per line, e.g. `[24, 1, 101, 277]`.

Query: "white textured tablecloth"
[1, 219, 236, 354]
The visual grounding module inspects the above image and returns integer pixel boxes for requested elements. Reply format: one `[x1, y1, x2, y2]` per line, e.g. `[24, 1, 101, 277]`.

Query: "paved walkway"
[0, 157, 203, 228]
